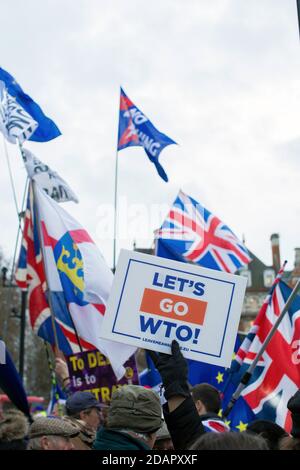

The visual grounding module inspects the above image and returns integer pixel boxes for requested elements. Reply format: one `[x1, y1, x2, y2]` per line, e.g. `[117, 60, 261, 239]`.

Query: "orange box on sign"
[139, 288, 207, 326]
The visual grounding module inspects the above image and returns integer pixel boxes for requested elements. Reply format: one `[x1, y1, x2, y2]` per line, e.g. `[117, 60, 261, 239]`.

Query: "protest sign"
[100, 250, 247, 367]
[66, 350, 139, 403]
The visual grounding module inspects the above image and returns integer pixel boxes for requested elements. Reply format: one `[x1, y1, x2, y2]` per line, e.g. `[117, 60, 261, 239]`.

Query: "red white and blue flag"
[15, 185, 87, 355]
[16, 184, 135, 379]
[230, 272, 300, 431]
[117, 87, 176, 182]
[155, 190, 251, 273]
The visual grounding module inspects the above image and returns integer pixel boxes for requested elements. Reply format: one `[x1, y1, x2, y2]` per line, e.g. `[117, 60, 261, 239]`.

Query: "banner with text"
[66, 350, 139, 403]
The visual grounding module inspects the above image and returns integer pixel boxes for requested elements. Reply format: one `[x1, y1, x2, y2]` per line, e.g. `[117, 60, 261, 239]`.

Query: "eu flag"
[0, 67, 61, 142]
[118, 87, 176, 182]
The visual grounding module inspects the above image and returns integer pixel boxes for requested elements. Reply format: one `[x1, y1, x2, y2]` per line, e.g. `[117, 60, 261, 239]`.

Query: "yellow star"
[216, 371, 224, 384]
[232, 352, 236, 360]
[224, 419, 231, 427]
[236, 421, 248, 432]
[218, 409, 223, 417]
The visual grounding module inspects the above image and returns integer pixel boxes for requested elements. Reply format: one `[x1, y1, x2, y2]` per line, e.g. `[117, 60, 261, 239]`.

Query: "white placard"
[100, 250, 247, 367]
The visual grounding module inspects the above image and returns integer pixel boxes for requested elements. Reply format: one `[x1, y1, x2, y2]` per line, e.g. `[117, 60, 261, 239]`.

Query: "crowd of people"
[0, 340, 300, 451]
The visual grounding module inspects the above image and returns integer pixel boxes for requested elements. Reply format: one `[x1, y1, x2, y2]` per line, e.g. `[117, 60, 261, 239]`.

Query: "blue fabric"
[0, 342, 31, 417]
[0, 67, 61, 142]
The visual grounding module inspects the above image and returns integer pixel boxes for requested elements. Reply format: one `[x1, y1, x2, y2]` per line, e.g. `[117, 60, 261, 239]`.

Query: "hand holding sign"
[148, 340, 190, 400]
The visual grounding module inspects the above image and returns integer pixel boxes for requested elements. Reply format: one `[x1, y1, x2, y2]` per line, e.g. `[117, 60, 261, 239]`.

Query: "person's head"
[189, 431, 269, 450]
[153, 421, 173, 450]
[65, 392, 102, 431]
[0, 409, 29, 450]
[28, 417, 79, 450]
[247, 419, 288, 450]
[191, 383, 221, 415]
[107, 385, 163, 449]
[279, 436, 300, 450]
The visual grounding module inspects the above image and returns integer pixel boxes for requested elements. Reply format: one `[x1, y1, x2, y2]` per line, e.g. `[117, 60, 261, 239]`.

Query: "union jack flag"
[229, 271, 300, 431]
[15, 185, 93, 355]
[155, 190, 251, 273]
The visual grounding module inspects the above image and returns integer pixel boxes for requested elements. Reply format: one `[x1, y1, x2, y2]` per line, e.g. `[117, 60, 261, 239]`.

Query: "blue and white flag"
[118, 87, 176, 182]
[0, 67, 61, 142]
[0, 80, 38, 144]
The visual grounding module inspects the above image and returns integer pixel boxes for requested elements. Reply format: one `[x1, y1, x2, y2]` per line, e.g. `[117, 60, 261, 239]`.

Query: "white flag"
[0, 81, 38, 144]
[22, 148, 79, 203]
[34, 184, 135, 379]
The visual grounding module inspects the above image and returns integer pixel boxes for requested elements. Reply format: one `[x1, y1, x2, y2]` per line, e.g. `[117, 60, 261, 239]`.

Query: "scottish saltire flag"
[0, 67, 61, 142]
[117, 87, 176, 182]
[0, 340, 31, 418]
[34, 184, 135, 379]
[0, 80, 38, 144]
[229, 278, 300, 432]
[21, 148, 79, 203]
[15, 186, 85, 354]
[156, 190, 251, 273]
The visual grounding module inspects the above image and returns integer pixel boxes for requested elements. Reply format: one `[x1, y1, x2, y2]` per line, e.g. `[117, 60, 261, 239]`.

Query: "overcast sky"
[0, 0, 299, 272]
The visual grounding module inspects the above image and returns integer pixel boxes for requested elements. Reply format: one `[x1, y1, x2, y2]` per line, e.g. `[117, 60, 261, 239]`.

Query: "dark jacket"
[93, 428, 152, 451]
[163, 396, 205, 450]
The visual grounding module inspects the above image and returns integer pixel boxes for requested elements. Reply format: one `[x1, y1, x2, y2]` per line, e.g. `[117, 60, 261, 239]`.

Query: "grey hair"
[28, 435, 65, 450]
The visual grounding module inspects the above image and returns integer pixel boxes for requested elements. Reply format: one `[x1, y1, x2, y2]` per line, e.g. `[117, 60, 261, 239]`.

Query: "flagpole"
[113, 147, 118, 273]
[31, 180, 61, 353]
[9, 177, 29, 284]
[2, 136, 20, 217]
[297, 0, 300, 39]
[44, 342, 63, 416]
[223, 278, 300, 418]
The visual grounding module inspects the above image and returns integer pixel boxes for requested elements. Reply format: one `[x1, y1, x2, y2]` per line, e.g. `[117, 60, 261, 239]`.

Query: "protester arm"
[163, 395, 205, 449]
[148, 341, 205, 449]
[55, 358, 72, 396]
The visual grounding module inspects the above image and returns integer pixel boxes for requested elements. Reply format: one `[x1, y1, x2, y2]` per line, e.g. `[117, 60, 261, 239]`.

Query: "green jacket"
[93, 428, 151, 451]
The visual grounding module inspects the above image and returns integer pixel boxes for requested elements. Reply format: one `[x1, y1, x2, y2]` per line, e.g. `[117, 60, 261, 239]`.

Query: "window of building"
[239, 268, 252, 287]
[263, 269, 275, 288]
